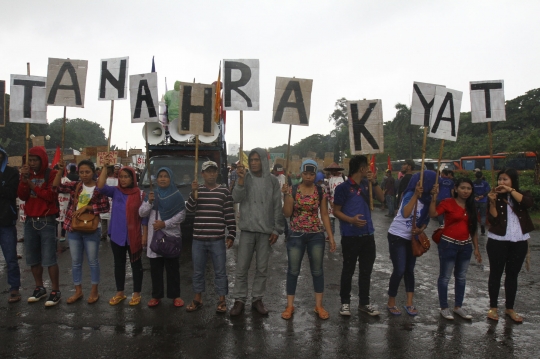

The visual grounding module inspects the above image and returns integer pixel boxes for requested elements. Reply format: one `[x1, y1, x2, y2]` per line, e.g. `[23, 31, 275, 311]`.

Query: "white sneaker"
[453, 307, 472, 319]
[440, 308, 454, 320]
[339, 303, 351, 316]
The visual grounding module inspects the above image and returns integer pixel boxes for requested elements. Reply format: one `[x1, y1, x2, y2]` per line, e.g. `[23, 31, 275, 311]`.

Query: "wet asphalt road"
[1, 209, 540, 359]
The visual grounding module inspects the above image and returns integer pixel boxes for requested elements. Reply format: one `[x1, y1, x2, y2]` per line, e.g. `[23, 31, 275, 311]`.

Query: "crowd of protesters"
[0, 146, 533, 323]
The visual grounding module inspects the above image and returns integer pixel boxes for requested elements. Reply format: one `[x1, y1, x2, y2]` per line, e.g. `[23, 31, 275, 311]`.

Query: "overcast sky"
[2, 0, 539, 152]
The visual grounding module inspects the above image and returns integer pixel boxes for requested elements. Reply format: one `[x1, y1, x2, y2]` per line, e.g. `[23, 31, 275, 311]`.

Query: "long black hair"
[453, 177, 478, 236]
[497, 168, 519, 192]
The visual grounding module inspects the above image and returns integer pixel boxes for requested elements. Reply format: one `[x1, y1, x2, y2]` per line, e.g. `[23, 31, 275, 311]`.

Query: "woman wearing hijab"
[139, 167, 186, 307]
[97, 162, 144, 306]
[386, 171, 436, 316]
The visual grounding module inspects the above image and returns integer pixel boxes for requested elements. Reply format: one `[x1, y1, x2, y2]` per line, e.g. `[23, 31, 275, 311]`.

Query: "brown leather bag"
[411, 202, 430, 257]
[71, 182, 99, 233]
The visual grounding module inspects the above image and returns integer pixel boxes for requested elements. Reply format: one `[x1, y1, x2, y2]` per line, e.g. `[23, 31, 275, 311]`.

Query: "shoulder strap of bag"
[154, 196, 159, 220]
[73, 181, 82, 209]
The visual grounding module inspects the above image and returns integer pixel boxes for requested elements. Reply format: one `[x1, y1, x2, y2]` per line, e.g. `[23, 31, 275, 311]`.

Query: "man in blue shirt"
[473, 170, 491, 235]
[333, 155, 384, 317]
[436, 169, 456, 226]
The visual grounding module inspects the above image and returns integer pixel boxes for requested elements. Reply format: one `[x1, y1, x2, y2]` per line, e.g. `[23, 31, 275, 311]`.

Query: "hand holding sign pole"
[470, 80, 505, 186]
[347, 99, 384, 210]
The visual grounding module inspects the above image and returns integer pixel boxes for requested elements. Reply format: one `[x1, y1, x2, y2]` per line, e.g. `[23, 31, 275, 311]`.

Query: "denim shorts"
[24, 216, 58, 267]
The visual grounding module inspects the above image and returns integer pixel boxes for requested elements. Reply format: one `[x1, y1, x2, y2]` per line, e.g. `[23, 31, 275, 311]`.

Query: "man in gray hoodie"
[230, 148, 284, 316]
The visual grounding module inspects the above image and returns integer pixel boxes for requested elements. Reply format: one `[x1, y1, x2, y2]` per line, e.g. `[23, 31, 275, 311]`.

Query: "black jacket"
[0, 162, 19, 227]
[488, 190, 534, 236]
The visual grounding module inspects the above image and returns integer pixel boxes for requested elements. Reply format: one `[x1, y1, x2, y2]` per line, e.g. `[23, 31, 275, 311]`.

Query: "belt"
[441, 235, 472, 246]
[27, 215, 56, 221]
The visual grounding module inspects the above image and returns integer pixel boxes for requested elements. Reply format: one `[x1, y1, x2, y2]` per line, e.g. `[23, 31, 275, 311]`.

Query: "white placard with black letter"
[177, 82, 216, 136]
[470, 80, 505, 123]
[223, 59, 259, 111]
[410, 81, 445, 126]
[46, 58, 88, 107]
[272, 77, 312, 126]
[428, 86, 463, 141]
[347, 99, 384, 154]
[9, 75, 48, 124]
[130, 73, 159, 123]
[99, 57, 129, 100]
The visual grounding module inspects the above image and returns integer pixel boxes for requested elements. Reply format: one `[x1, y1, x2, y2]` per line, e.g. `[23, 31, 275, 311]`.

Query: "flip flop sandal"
[281, 306, 295, 320]
[147, 298, 161, 307]
[67, 294, 84, 304]
[129, 295, 142, 306]
[505, 311, 523, 323]
[387, 306, 402, 316]
[216, 300, 227, 313]
[403, 305, 418, 316]
[314, 306, 329, 320]
[109, 295, 127, 306]
[487, 309, 499, 321]
[87, 295, 99, 304]
[174, 298, 185, 307]
[8, 292, 21, 303]
[186, 300, 203, 312]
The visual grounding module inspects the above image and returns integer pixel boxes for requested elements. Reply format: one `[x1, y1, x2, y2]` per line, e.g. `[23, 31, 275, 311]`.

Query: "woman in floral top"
[280, 160, 336, 320]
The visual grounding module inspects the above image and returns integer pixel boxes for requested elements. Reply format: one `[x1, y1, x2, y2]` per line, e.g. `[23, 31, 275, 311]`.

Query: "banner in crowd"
[177, 82, 216, 136]
[97, 151, 118, 167]
[428, 86, 463, 141]
[223, 59, 260, 111]
[46, 58, 88, 107]
[99, 57, 129, 101]
[130, 72, 159, 123]
[9, 75, 47, 123]
[132, 154, 146, 169]
[272, 77, 313, 126]
[347, 99, 384, 154]
[470, 80, 505, 123]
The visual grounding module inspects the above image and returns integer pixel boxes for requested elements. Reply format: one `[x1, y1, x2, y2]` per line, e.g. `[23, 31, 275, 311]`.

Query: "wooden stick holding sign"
[285, 124, 292, 174]
[434, 140, 445, 187]
[177, 80, 217, 200]
[369, 155, 374, 210]
[420, 126, 428, 185]
[61, 106, 66, 161]
[239, 110, 243, 166]
[25, 63, 30, 162]
[108, 100, 114, 153]
[347, 99, 384, 211]
[469, 80, 505, 187]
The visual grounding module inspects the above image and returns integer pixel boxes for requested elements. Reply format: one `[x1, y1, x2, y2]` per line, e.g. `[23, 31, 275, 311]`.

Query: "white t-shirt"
[388, 193, 425, 240]
[328, 175, 345, 218]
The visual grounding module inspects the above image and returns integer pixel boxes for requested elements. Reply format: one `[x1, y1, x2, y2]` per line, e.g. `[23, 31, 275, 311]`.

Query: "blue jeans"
[475, 202, 487, 226]
[286, 232, 325, 295]
[385, 195, 395, 216]
[0, 226, 21, 291]
[387, 233, 416, 297]
[192, 239, 228, 296]
[437, 240, 473, 308]
[23, 217, 58, 267]
[68, 228, 102, 285]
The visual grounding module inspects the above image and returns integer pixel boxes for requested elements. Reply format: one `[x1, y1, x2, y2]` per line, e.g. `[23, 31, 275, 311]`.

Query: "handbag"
[411, 202, 430, 257]
[71, 182, 99, 233]
[149, 199, 182, 258]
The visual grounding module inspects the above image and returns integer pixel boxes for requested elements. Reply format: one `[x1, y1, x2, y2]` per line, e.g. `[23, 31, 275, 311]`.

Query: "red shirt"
[436, 198, 470, 241]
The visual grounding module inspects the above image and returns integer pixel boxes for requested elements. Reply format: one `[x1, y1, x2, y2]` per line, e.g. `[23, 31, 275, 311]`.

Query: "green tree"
[328, 98, 349, 162]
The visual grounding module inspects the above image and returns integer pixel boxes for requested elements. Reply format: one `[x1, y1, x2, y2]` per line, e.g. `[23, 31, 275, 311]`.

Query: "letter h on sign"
[178, 82, 216, 136]
[347, 99, 384, 155]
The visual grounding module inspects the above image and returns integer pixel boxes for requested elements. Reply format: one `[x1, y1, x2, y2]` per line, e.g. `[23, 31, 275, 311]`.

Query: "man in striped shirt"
[185, 161, 236, 314]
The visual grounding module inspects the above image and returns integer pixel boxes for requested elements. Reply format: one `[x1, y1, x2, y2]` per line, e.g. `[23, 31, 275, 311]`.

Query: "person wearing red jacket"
[17, 146, 61, 306]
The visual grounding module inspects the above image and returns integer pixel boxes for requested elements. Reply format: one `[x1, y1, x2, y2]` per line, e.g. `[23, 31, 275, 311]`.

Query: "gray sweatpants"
[232, 231, 272, 303]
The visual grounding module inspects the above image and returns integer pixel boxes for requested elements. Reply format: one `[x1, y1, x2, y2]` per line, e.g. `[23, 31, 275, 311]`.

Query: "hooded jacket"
[232, 148, 284, 235]
[17, 146, 59, 218]
[0, 148, 19, 226]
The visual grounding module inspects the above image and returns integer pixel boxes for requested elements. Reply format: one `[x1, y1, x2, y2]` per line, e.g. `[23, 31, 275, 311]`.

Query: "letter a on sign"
[46, 58, 88, 107]
[130, 73, 159, 123]
[223, 59, 259, 111]
[9, 75, 48, 124]
[410, 82, 445, 126]
[347, 99, 384, 155]
[272, 77, 312, 126]
[99, 57, 129, 100]
[470, 80, 505, 123]
[177, 82, 216, 136]
[428, 86, 462, 141]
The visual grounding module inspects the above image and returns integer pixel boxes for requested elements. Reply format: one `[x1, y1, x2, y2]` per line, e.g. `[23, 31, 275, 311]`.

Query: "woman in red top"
[429, 178, 482, 320]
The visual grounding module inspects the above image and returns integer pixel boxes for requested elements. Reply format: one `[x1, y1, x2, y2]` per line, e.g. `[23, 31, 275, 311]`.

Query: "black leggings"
[486, 238, 528, 309]
[149, 257, 180, 299]
[110, 241, 143, 292]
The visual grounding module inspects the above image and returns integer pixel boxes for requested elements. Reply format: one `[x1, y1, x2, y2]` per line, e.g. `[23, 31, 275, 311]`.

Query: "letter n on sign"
[347, 99, 384, 155]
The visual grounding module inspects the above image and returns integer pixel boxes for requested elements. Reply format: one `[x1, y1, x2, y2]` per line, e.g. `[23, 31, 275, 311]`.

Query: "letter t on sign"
[470, 80, 505, 123]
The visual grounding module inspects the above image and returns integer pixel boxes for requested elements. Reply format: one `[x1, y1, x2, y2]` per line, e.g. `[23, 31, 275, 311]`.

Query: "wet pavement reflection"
[1, 209, 539, 358]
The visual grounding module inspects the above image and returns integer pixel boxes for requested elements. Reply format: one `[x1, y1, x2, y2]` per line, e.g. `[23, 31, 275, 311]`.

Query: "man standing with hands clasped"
[333, 155, 384, 316]
[230, 148, 285, 316]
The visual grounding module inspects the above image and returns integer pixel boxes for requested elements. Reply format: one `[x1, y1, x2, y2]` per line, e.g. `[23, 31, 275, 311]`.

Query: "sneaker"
[453, 307, 472, 319]
[59, 237, 66, 242]
[45, 291, 61, 307]
[28, 287, 47, 303]
[440, 308, 454, 320]
[359, 304, 380, 316]
[339, 303, 351, 316]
